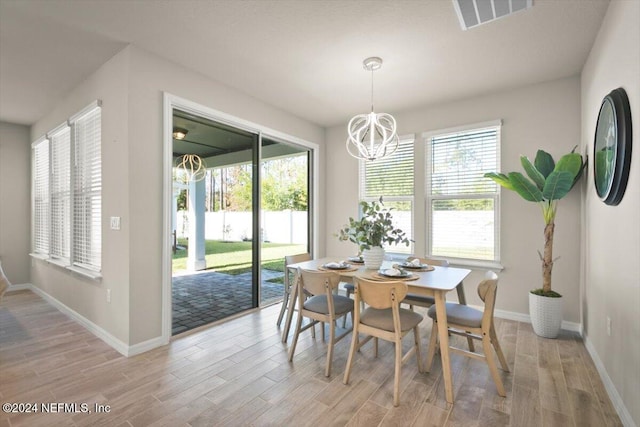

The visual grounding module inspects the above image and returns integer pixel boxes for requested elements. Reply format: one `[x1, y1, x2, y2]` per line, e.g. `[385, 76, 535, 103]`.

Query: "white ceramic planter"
[529, 292, 563, 338]
[362, 246, 385, 270]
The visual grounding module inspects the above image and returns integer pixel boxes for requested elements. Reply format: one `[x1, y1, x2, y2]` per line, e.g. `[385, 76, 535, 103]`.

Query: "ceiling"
[0, 0, 610, 128]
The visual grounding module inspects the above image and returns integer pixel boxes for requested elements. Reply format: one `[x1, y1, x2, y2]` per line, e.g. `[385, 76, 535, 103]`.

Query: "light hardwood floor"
[0, 290, 622, 427]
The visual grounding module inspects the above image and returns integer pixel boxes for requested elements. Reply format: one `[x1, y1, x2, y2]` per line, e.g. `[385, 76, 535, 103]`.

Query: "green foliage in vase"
[337, 197, 411, 253]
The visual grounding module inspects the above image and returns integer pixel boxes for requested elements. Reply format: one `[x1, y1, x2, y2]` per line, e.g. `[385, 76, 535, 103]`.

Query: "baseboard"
[476, 306, 582, 333]
[7, 283, 32, 292]
[127, 336, 166, 357]
[584, 335, 636, 427]
[11, 284, 164, 357]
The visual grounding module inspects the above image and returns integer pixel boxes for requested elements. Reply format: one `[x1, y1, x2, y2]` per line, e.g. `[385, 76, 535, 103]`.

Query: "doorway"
[164, 97, 316, 337]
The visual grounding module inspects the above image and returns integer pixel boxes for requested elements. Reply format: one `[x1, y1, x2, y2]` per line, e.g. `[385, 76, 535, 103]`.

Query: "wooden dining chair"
[343, 276, 424, 406]
[402, 257, 475, 352]
[425, 270, 510, 397]
[288, 268, 354, 377]
[279, 253, 312, 343]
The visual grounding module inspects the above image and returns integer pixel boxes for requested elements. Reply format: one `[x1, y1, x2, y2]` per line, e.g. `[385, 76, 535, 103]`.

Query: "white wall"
[581, 1, 640, 425]
[28, 44, 324, 348]
[0, 122, 30, 285]
[326, 76, 583, 322]
[30, 48, 132, 344]
[125, 46, 324, 344]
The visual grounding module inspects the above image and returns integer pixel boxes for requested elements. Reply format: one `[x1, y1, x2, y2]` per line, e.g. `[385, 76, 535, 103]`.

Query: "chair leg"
[343, 326, 359, 385]
[374, 337, 379, 358]
[425, 320, 439, 372]
[482, 333, 506, 397]
[414, 326, 423, 373]
[466, 334, 475, 352]
[288, 309, 304, 362]
[490, 325, 510, 372]
[321, 322, 325, 342]
[276, 288, 289, 327]
[342, 289, 352, 328]
[325, 318, 336, 377]
[393, 336, 402, 407]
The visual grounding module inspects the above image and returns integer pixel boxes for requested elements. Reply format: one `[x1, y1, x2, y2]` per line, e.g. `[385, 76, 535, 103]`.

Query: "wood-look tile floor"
[0, 290, 622, 427]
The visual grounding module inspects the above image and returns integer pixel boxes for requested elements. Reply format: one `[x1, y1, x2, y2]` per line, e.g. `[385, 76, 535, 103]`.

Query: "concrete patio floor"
[172, 269, 284, 335]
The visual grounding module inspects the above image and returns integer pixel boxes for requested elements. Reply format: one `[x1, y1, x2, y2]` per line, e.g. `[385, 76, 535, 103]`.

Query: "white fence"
[176, 210, 308, 245]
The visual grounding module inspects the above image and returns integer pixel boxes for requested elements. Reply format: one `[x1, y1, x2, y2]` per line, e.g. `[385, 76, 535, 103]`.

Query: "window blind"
[32, 139, 50, 255]
[359, 137, 414, 254]
[49, 126, 71, 261]
[73, 106, 102, 271]
[360, 137, 414, 198]
[427, 124, 500, 261]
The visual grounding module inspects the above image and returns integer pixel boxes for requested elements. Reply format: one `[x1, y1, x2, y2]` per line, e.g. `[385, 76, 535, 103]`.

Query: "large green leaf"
[508, 172, 543, 202]
[542, 170, 574, 200]
[483, 172, 514, 191]
[520, 156, 545, 190]
[534, 150, 555, 178]
[554, 152, 583, 178]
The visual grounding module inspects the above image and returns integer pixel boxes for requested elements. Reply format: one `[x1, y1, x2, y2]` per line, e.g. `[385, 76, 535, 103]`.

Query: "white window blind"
[32, 139, 50, 255]
[72, 106, 102, 271]
[30, 101, 102, 277]
[49, 125, 71, 261]
[426, 123, 500, 262]
[359, 136, 414, 254]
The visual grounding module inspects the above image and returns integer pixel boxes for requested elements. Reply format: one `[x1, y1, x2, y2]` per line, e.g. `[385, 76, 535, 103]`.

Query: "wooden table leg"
[282, 276, 298, 343]
[435, 290, 454, 403]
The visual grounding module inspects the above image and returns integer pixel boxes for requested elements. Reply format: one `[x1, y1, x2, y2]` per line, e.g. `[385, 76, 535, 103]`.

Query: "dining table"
[281, 256, 472, 404]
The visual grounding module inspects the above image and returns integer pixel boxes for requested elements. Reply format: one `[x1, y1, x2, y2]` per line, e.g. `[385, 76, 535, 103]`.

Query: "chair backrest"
[299, 268, 341, 297]
[478, 271, 499, 329]
[354, 276, 408, 310]
[284, 253, 311, 287]
[407, 256, 449, 267]
[285, 253, 311, 266]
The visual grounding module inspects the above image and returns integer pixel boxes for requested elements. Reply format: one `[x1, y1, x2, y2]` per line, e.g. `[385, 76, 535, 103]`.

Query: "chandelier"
[175, 154, 207, 182]
[346, 57, 399, 161]
[173, 127, 207, 182]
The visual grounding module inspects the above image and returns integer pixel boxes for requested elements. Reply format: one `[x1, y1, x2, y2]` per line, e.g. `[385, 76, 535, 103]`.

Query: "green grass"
[173, 238, 305, 275]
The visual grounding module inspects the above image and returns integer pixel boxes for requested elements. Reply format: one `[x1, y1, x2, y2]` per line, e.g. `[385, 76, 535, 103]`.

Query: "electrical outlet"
[106, 289, 111, 303]
[606, 316, 611, 336]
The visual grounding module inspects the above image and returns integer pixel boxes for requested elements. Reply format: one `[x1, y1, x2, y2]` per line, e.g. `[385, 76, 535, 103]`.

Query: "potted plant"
[337, 197, 411, 269]
[485, 146, 585, 338]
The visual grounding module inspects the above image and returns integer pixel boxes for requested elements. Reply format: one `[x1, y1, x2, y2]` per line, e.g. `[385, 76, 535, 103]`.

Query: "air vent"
[453, 0, 533, 30]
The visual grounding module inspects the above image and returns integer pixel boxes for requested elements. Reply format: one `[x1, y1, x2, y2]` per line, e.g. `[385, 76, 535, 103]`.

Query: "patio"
[172, 269, 284, 335]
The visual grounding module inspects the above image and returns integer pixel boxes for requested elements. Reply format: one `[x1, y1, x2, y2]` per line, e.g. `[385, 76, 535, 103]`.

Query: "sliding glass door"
[170, 109, 311, 334]
[259, 137, 311, 306]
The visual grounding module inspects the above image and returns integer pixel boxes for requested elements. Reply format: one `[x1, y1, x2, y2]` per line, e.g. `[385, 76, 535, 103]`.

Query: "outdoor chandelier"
[346, 57, 399, 161]
[175, 154, 207, 182]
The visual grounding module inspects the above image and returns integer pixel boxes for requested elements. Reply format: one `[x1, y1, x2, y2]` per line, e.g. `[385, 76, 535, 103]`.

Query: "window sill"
[447, 259, 504, 271]
[29, 254, 102, 281]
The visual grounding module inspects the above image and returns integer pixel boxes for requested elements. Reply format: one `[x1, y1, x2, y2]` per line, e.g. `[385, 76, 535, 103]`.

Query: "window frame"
[358, 134, 415, 255]
[422, 120, 502, 268]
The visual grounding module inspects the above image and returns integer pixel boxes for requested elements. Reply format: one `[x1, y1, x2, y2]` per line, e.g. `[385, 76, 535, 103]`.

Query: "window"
[31, 101, 102, 276]
[425, 121, 501, 263]
[49, 125, 71, 262]
[73, 107, 102, 271]
[32, 138, 50, 256]
[359, 136, 414, 254]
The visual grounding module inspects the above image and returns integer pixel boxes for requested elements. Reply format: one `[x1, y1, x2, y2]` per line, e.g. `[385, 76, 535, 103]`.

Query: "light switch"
[110, 216, 121, 230]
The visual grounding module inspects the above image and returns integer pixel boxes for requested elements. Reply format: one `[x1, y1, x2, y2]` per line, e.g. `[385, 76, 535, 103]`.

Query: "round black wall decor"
[593, 87, 632, 206]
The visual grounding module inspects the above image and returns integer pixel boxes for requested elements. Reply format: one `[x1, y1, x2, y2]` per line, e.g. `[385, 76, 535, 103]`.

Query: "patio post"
[187, 178, 206, 271]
